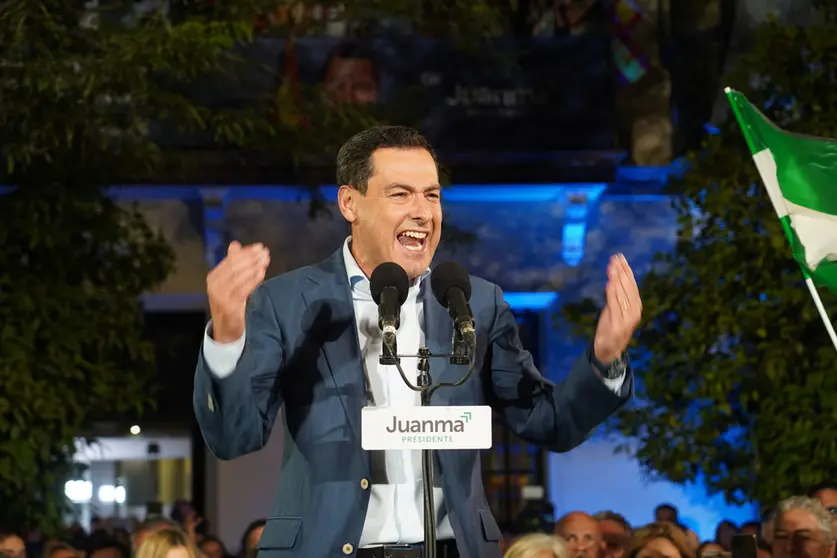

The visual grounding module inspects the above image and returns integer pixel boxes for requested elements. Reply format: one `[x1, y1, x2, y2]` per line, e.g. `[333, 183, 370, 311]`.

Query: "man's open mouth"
[396, 230, 428, 252]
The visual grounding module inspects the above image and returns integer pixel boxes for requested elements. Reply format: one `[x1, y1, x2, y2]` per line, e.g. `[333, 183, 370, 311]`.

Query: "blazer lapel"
[421, 284, 457, 404]
[302, 249, 366, 442]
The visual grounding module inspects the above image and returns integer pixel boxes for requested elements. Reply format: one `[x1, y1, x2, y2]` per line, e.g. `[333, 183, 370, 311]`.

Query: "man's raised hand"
[206, 241, 270, 343]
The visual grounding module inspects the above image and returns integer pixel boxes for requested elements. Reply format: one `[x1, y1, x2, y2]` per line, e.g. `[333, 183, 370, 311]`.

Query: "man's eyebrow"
[385, 183, 442, 192]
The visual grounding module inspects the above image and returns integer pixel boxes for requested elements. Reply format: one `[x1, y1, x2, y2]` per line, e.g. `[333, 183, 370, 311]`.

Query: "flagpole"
[804, 276, 837, 351]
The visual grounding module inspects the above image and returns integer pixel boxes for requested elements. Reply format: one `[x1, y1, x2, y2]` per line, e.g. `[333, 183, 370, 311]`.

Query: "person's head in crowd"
[133, 517, 178, 550]
[240, 520, 265, 558]
[556, 512, 604, 558]
[809, 482, 837, 533]
[135, 529, 198, 558]
[109, 530, 129, 552]
[43, 542, 81, 558]
[89, 518, 109, 536]
[696, 541, 728, 558]
[715, 522, 739, 551]
[626, 522, 695, 558]
[655, 505, 679, 525]
[772, 496, 834, 558]
[336, 125, 441, 281]
[198, 537, 226, 558]
[594, 511, 631, 558]
[85, 537, 128, 558]
[504, 533, 571, 558]
[321, 40, 380, 105]
[0, 531, 26, 558]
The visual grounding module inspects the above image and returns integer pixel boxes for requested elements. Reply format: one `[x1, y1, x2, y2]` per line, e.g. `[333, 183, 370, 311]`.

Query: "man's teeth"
[401, 231, 427, 239]
[398, 231, 426, 251]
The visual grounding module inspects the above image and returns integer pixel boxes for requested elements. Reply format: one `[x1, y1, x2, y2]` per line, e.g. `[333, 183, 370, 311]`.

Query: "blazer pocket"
[258, 517, 303, 550]
[478, 509, 502, 542]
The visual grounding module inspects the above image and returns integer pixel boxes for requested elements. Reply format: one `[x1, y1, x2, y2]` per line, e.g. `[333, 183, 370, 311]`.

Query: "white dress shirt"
[202, 237, 625, 547]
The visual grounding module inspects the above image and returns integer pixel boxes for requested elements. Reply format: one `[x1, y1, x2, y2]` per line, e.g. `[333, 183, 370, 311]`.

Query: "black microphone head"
[430, 261, 472, 307]
[370, 262, 410, 305]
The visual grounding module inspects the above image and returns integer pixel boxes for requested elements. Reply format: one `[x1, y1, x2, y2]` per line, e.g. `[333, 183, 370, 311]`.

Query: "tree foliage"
[0, 0, 510, 531]
[564, 2, 837, 507]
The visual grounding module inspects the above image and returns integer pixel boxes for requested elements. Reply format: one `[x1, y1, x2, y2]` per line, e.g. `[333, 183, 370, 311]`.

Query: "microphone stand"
[381, 330, 476, 558]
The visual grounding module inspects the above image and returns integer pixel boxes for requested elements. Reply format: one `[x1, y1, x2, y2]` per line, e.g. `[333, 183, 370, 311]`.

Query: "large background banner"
[186, 35, 616, 153]
[293, 37, 615, 152]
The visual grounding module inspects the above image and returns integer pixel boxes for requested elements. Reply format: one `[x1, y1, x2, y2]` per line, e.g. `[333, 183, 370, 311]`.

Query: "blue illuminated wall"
[17, 180, 756, 536]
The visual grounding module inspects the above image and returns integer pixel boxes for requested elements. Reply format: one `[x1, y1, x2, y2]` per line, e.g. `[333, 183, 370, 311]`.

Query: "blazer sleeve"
[484, 285, 633, 453]
[193, 284, 285, 460]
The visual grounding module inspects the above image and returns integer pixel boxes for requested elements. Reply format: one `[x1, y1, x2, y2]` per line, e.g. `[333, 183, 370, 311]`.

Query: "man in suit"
[194, 126, 642, 558]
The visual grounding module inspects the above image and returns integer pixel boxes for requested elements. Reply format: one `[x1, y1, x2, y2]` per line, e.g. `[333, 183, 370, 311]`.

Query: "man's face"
[558, 514, 604, 558]
[773, 509, 834, 558]
[0, 536, 25, 558]
[339, 147, 442, 280]
[599, 519, 629, 558]
[656, 509, 677, 524]
[814, 490, 837, 533]
[324, 57, 378, 104]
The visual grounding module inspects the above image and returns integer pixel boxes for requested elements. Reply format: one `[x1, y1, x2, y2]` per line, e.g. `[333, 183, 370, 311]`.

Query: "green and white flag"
[726, 88, 837, 294]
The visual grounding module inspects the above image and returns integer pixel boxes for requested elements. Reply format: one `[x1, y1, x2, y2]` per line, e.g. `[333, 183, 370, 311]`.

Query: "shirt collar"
[342, 236, 430, 298]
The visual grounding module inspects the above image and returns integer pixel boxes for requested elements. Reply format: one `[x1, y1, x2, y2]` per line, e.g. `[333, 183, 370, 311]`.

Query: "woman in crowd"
[504, 533, 570, 558]
[626, 522, 695, 558]
[135, 529, 198, 558]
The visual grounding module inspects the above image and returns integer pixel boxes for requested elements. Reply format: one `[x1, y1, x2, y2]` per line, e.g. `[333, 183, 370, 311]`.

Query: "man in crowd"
[595, 511, 631, 558]
[771, 496, 834, 558]
[557, 512, 605, 558]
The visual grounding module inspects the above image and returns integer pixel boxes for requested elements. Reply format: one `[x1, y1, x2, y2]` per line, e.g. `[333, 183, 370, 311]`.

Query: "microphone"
[370, 262, 410, 363]
[430, 261, 476, 348]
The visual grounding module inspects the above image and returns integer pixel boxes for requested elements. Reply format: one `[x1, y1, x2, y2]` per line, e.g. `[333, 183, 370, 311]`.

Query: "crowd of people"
[503, 481, 837, 558]
[1, 483, 836, 558]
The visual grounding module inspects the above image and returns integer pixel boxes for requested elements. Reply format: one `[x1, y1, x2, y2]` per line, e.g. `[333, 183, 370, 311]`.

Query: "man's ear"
[337, 185, 359, 223]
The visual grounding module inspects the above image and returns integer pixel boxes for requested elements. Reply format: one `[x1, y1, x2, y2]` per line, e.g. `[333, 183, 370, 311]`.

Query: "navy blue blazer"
[194, 248, 633, 558]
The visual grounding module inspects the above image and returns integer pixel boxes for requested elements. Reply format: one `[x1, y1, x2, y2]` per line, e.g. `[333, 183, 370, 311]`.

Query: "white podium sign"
[361, 405, 493, 450]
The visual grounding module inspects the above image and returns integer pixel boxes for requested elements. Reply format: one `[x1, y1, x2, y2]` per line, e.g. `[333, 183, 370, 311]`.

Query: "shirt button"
[342, 543, 354, 555]
[360, 478, 369, 490]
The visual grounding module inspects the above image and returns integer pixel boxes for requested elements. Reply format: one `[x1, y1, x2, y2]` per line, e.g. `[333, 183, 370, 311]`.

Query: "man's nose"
[409, 196, 433, 221]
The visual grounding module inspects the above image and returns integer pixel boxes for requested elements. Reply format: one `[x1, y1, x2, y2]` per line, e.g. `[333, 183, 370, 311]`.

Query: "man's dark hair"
[336, 126, 437, 194]
[809, 481, 837, 497]
[85, 536, 128, 558]
[593, 511, 632, 533]
[654, 503, 678, 518]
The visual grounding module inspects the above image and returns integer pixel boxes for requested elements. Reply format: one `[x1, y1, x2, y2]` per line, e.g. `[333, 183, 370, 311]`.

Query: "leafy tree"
[0, 0, 507, 532]
[563, 2, 837, 507]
